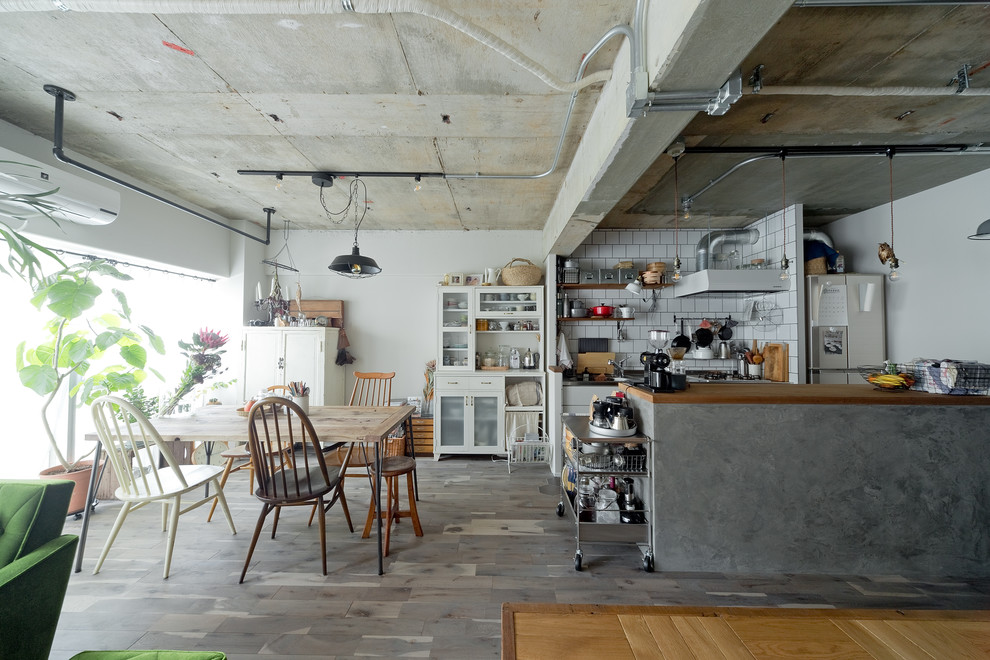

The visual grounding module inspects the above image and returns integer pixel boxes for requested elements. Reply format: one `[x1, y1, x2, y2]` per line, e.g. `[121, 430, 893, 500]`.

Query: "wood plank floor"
[52, 456, 990, 659]
[502, 604, 990, 659]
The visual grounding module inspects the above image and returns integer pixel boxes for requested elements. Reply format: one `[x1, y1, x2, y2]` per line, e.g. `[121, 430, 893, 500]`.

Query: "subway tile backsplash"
[558, 209, 800, 381]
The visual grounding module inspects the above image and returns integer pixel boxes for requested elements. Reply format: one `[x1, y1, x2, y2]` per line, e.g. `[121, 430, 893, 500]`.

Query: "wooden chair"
[90, 396, 236, 579]
[240, 397, 354, 582]
[206, 385, 295, 521]
[318, 372, 395, 532]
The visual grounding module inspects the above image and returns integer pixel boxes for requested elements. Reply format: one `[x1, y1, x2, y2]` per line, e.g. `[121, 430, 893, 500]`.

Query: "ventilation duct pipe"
[696, 229, 760, 271]
[804, 229, 834, 248]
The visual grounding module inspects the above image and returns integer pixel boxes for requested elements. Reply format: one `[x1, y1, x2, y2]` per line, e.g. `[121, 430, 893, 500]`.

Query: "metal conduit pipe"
[795, 0, 990, 6]
[753, 85, 990, 97]
[680, 145, 990, 211]
[0, 0, 617, 93]
[696, 229, 760, 271]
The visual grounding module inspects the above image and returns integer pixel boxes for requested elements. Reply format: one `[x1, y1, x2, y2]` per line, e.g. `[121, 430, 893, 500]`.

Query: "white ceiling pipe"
[752, 85, 990, 96]
[0, 0, 613, 92]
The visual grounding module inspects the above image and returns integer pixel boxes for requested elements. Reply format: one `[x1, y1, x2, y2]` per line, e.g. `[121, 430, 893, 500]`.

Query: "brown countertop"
[618, 382, 990, 406]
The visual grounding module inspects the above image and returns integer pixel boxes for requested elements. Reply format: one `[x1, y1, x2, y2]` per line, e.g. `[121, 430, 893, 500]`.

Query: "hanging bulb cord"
[780, 155, 787, 256]
[673, 158, 680, 261]
[888, 151, 895, 253]
[320, 178, 369, 241]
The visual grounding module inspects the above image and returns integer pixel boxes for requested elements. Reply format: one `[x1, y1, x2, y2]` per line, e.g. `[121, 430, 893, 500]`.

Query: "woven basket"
[500, 258, 542, 285]
[805, 256, 827, 275]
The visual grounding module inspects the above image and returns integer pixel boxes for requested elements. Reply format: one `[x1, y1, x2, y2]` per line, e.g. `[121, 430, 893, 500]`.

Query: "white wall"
[826, 167, 990, 364]
[264, 229, 543, 401]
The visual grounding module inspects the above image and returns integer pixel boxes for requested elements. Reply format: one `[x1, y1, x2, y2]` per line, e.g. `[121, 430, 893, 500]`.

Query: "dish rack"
[893, 360, 990, 395]
[507, 424, 549, 473]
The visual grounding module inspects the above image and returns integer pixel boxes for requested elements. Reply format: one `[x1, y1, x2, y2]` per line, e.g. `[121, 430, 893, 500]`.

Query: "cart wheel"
[574, 552, 583, 571]
[643, 554, 654, 572]
[556, 502, 565, 517]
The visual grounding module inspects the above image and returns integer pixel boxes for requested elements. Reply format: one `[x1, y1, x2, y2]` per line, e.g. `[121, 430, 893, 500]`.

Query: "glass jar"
[483, 351, 495, 367]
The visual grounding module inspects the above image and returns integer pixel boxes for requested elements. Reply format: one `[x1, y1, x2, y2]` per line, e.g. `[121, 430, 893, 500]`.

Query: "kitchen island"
[619, 382, 990, 577]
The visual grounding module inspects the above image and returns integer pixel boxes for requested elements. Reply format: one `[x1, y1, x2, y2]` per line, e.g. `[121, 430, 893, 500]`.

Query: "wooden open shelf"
[558, 317, 635, 322]
[558, 283, 671, 290]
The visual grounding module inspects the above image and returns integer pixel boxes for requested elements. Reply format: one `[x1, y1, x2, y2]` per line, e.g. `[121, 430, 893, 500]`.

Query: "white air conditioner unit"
[0, 145, 119, 226]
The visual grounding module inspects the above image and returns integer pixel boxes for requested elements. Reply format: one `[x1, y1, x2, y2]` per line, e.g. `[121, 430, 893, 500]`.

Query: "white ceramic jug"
[485, 267, 501, 284]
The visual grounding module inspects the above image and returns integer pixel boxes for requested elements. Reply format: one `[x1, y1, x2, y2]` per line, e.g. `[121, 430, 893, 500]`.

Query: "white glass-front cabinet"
[435, 375, 504, 456]
[439, 288, 474, 371]
[242, 327, 345, 405]
[435, 285, 545, 459]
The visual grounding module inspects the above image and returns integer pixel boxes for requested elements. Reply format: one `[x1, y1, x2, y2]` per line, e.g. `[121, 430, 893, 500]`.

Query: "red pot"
[590, 305, 614, 317]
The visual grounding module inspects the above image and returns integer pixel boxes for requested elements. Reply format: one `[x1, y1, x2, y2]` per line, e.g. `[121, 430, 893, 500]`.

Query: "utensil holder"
[747, 363, 763, 378]
[292, 395, 309, 414]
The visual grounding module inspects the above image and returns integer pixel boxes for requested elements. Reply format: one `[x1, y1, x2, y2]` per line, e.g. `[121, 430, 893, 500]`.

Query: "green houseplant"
[17, 258, 165, 475]
[2, 161, 164, 511]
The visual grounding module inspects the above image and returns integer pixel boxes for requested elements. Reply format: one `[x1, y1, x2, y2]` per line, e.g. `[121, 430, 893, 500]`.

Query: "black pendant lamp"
[321, 176, 382, 278]
[329, 244, 381, 278]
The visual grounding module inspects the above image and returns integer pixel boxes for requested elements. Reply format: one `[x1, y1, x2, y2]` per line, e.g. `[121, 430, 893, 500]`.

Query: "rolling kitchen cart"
[556, 414, 654, 572]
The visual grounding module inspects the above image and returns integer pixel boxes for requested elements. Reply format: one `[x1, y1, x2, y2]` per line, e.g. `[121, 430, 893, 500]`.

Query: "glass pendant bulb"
[887, 257, 900, 282]
[274, 173, 284, 191]
[779, 255, 790, 281]
[672, 256, 682, 282]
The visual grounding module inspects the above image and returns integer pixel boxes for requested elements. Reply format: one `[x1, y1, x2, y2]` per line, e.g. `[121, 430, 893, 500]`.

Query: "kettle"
[522, 349, 540, 369]
[718, 341, 731, 359]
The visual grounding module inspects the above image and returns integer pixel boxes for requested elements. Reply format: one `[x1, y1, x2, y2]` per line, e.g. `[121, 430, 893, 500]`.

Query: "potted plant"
[16, 258, 165, 513]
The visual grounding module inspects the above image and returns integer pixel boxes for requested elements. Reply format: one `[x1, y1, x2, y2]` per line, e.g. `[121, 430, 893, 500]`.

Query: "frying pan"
[695, 326, 714, 348]
[671, 318, 691, 349]
[718, 322, 733, 341]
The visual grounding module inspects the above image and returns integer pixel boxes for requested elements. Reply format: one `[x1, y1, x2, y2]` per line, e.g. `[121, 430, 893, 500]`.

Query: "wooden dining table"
[76, 403, 416, 576]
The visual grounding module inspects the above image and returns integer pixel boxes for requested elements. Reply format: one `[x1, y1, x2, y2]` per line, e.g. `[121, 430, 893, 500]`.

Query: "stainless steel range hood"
[673, 269, 789, 297]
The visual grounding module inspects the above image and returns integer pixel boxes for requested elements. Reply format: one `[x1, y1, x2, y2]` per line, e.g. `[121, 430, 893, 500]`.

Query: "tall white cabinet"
[242, 327, 346, 406]
[434, 285, 545, 458]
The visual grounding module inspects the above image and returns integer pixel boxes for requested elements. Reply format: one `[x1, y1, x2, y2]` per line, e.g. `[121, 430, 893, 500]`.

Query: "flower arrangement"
[159, 328, 229, 416]
[423, 359, 436, 414]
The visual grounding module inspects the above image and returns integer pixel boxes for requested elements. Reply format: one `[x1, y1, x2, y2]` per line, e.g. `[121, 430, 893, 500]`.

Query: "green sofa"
[0, 479, 79, 660]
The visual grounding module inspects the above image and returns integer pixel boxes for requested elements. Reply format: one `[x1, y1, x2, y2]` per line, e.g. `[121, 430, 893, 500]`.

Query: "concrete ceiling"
[0, 1, 988, 246]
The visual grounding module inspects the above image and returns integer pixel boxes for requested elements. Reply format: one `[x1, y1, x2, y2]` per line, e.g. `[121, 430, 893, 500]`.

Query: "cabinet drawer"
[435, 375, 504, 391]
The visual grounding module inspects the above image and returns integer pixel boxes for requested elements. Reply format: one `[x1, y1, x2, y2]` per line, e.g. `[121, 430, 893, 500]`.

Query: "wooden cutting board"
[762, 343, 787, 382]
[576, 352, 615, 375]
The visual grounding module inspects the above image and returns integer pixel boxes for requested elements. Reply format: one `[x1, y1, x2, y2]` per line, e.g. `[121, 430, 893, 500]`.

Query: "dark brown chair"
[239, 397, 353, 582]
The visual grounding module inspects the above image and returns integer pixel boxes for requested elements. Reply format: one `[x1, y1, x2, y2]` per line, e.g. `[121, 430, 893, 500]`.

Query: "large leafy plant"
[16, 259, 165, 473]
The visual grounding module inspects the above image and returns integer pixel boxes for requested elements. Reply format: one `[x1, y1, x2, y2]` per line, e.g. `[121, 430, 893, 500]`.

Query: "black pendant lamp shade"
[329, 244, 382, 278]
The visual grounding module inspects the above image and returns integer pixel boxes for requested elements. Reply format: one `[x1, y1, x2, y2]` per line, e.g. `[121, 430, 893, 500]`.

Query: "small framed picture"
[449, 273, 465, 286]
[465, 273, 482, 286]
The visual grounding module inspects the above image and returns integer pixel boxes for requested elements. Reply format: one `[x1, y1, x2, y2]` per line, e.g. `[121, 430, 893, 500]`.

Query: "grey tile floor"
[51, 456, 990, 659]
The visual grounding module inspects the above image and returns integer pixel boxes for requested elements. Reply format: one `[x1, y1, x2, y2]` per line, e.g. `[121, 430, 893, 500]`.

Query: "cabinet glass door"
[440, 289, 473, 370]
[472, 393, 500, 448]
[438, 393, 466, 447]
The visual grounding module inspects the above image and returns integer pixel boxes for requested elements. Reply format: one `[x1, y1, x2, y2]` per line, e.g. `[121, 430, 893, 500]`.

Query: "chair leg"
[207, 456, 237, 522]
[162, 494, 182, 579]
[317, 495, 328, 576]
[94, 502, 132, 575]
[240, 502, 274, 583]
[271, 506, 282, 539]
[211, 477, 237, 534]
[406, 472, 423, 537]
[384, 476, 396, 557]
[337, 485, 354, 533]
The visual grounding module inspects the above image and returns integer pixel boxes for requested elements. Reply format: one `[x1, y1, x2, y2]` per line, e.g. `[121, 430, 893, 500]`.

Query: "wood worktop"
[618, 382, 990, 405]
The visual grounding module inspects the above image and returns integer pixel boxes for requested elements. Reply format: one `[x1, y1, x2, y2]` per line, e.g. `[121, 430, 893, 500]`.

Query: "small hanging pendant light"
[969, 219, 990, 240]
[880, 149, 901, 282]
[779, 155, 790, 281]
[672, 157, 682, 282]
[324, 178, 382, 279]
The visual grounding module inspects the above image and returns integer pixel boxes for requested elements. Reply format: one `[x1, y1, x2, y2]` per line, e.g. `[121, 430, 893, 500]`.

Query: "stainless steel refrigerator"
[806, 274, 886, 384]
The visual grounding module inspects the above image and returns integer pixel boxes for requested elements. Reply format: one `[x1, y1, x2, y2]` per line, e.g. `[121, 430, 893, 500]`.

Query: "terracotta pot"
[39, 460, 99, 516]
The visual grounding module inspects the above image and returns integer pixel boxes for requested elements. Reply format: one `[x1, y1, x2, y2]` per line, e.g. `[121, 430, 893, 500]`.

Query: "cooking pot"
[590, 304, 614, 317]
[616, 306, 634, 318]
